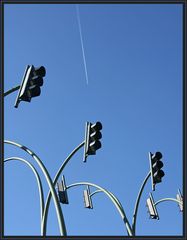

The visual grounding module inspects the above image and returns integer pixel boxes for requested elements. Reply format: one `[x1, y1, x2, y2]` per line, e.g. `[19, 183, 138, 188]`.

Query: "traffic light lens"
[31, 76, 43, 86]
[30, 86, 41, 97]
[91, 122, 102, 131]
[95, 140, 101, 150]
[153, 170, 165, 183]
[35, 66, 46, 77]
[96, 132, 102, 139]
[154, 152, 162, 160]
[89, 140, 101, 151]
[95, 122, 102, 130]
[157, 160, 164, 168]
[158, 170, 165, 178]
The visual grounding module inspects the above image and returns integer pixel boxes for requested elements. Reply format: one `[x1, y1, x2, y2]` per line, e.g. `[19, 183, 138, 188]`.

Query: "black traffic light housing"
[149, 151, 165, 191]
[57, 175, 69, 204]
[14, 65, 46, 108]
[146, 193, 159, 220]
[83, 186, 93, 209]
[83, 121, 102, 162]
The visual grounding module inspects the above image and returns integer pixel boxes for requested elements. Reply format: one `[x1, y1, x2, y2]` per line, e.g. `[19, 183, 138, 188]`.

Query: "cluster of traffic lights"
[16, 66, 182, 221]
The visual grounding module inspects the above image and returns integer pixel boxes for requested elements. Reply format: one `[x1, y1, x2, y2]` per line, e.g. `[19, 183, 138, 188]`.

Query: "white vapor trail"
[76, 5, 89, 85]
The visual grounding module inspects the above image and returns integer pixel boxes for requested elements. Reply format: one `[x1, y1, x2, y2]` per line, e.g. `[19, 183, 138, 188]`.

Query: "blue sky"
[4, 3, 183, 236]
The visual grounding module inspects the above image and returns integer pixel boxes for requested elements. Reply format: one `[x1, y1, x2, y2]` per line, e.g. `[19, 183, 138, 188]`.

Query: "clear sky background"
[4, 3, 183, 236]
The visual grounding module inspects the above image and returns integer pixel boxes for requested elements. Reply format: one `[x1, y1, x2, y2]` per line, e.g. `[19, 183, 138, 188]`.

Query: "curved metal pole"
[155, 198, 181, 206]
[90, 189, 127, 217]
[42, 141, 85, 235]
[4, 85, 20, 97]
[132, 171, 151, 235]
[4, 157, 44, 234]
[67, 182, 133, 236]
[108, 190, 126, 214]
[4, 140, 67, 236]
[90, 189, 102, 197]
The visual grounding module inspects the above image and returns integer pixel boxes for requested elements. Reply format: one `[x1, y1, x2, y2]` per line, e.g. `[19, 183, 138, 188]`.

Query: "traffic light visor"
[90, 131, 102, 139]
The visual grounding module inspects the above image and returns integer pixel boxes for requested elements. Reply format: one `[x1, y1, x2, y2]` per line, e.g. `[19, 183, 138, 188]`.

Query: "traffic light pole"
[4, 140, 67, 236]
[89, 189, 133, 232]
[41, 141, 85, 235]
[90, 189, 129, 222]
[67, 182, 133, 236]
[132, 171, 151, 235]
[90, 189, 124, 207]
[4, 157, 44, 233]
[155, 198, 182, 206]
[4, 85, 20, 97]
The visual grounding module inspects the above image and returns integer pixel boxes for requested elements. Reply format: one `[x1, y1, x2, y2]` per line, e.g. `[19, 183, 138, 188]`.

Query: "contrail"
[76, 5, 89, 85]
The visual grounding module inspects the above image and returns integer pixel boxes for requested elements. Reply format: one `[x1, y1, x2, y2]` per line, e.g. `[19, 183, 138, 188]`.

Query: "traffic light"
[57, 175, 69, 204]
[149, 151, 165, 191]
[176, 189, 183, 212]
[83, 121, 102, 162]
[83, 186, 93, 209]
[146, 193, 159, 220]
[14, 65, 46, 108]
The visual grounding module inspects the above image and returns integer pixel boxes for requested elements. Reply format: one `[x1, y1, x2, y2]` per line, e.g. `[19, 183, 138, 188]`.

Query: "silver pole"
[132, 171, 151, 235]
[4, 140, 67, 236]
[155, 198, 182, 206]
[42, 141, 85, 235]
[90, 189, 102, 197]
[4, 157, 44, 234]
